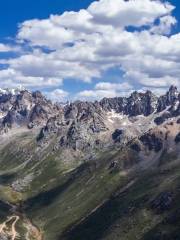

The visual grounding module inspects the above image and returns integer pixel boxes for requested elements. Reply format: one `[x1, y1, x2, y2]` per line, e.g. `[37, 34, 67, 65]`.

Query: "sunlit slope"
[0, 123, 179, 240]
[61, 151, 180, 240]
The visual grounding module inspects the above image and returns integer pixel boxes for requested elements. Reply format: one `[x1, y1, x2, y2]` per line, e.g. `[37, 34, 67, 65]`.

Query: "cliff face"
[36, 86, 179, 153]
[0, 89, 60, 133]
[0, 86, 179, 240]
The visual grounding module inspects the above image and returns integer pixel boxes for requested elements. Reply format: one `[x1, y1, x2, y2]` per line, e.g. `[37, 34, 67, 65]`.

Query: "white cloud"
[0, 43, 18, 52]
[88, 0, 174, 27]
[125, 71, 180, 88]
[46, 89, 69, 102]
[0, 0, 179, 97]
[77, 81, 134, 100]
[77, 89, 117, 100]
[95, 82, 132, 91]
[150, 15, 177, 35]
[18, 18, 74, 49]
[0, 68, 62, 89]
[5, 48, 99, 83]
[0, 44, 10, 52]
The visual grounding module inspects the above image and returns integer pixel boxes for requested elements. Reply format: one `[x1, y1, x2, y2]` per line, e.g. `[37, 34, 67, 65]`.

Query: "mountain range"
[0, 86, 179, 240]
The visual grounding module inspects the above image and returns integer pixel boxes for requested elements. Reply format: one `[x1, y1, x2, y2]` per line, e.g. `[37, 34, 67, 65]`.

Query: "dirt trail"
[11, 216, 20, 240]
[0, 213, 43, 240]
[0, 215, 20, 239]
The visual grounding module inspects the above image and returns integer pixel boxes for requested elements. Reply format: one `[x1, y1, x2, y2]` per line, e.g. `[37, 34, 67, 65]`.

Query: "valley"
[0, 86, 179, 240]
[0, 198, 42, 240]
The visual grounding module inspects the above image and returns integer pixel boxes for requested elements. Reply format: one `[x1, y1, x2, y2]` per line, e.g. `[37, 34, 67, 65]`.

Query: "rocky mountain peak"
[100, 89, 158, 117]
[157, 85, 179, 112]
[0, 86, 179, 151]
[0, 88, 58, 133]
[0, 86, 25, 96]
[35, 86, 179, 154]
[166, 85, 179, 104]
[168, 85, 178, 94]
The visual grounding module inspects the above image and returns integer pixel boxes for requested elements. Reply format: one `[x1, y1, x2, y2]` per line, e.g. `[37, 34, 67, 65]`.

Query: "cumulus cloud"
[0, 44, 11, 52]
[0, 43, 18, 52]
[88, 0, 174, 27]
[150, 15, 177, 35]
[77, 89, 117, 100]
[0, 68, 62, 89]
[46, 89, 69, 102]
[6, 49, 97, 82]
[125, 71, 180, 88]
[95, 82, 132, 91]
[77, 81, 134, 100]
[0, 0, 179, 100]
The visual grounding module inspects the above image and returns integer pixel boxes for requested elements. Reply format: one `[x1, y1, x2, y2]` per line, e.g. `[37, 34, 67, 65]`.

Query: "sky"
[0, 0, 180, 101]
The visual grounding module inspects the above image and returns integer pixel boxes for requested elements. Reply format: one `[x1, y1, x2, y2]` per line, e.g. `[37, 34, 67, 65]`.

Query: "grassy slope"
[0, 131, 127, 237]
[0, 130, 179, 240]
[0, 131, 133, 239]
[61, 151, 180, 240]
[24, 150, 131, 240]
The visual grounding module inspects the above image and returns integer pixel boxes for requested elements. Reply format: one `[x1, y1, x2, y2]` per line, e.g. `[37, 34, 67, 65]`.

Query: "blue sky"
[0, 0, 179, 38]
[0, 0, 180, 101]
[0, 0, 94, 39]
[169, 0, 180, 32]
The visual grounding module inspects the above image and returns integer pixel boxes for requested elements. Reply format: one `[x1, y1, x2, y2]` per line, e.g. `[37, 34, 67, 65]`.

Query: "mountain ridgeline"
[0, 86, 179, 240]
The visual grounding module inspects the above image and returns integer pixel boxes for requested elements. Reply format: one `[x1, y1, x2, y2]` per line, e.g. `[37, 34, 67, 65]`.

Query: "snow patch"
[0, 112, 6, 119]
[107, 110, 132, 126]
[107, 110, 124, 123]
[0, 86, 25, 96]
[173, 100, 179, 111]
